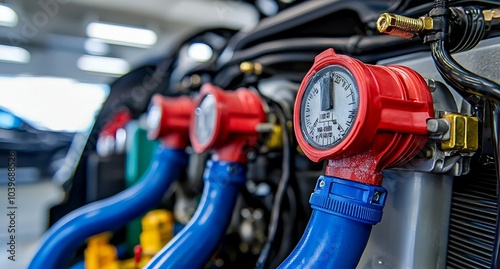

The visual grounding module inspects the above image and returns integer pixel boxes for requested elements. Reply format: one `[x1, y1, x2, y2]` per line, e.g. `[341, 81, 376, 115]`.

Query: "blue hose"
[145, 160, 246, 269]
[279, 176, 387, 269]
[28, 145, 188, 269]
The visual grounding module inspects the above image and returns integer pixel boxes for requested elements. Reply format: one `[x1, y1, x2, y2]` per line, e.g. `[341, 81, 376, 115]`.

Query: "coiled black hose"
[430, 40, 500, 103]
[429, 0, 500, 103]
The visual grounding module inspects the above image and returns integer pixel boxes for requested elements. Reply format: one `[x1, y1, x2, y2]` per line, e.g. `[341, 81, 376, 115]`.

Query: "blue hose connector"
[29, 145, 188, 269]
[145, 160, 246, 269]
[279, 175, 387, 269]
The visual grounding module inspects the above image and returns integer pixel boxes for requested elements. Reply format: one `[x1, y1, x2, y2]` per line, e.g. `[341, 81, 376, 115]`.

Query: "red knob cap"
[190, 83, 266, 163]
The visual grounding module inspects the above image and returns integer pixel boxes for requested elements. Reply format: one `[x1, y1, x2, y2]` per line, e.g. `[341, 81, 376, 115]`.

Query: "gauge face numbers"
[300, 65, 359, 150]
[195, 94, 217, 145]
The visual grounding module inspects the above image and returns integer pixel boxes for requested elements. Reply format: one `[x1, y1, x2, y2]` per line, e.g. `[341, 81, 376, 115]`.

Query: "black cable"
[450, 0, 500, 7]
[214, 39, 429, 89]
[428, 0, 500, 103]
[255, 102, 292, 269]
[430, 41, 500, 102]
[218, 35, 422, 71]
[267, 186, 298, 269]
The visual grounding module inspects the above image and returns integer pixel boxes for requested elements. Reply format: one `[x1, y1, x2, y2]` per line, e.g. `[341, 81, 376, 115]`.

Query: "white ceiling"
[71, 0, 258, 29]
[0, 0, 258, 83]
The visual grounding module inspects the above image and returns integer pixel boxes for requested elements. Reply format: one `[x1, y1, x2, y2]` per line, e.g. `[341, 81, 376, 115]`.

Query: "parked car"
[0, 108, 74, 182]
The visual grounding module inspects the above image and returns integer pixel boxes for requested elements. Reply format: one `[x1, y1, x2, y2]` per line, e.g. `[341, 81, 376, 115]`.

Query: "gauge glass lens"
[300, 65, 359, 150]
[195, 94, 217, 145]
[147, 104, 162, 132]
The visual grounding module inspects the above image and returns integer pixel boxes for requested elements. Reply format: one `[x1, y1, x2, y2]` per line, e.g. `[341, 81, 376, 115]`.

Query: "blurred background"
[0, 0, 261, 267]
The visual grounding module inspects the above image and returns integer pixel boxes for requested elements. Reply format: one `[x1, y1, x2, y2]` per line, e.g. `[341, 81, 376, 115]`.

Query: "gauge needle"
[320, 72, 334, 111]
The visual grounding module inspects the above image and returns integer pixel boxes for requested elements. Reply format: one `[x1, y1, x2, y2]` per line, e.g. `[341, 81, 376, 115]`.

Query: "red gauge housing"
[294, 49, 434, 186]
[100, 110, 132, 138]
[147, 94, 194, 149]
[190, 83, 266, 163]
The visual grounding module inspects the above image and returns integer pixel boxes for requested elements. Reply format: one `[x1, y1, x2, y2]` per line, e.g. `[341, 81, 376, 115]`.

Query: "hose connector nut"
[377, 13, 433, 39]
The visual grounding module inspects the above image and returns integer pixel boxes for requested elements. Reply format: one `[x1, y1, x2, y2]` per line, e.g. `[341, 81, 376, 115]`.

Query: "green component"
[125, 120, 160, 253]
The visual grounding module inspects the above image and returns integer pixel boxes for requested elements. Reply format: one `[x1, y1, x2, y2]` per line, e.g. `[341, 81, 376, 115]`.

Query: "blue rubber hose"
[144, 160, 246, 269]
[28, 145, 188, 269]
[279, 175, 387, 269]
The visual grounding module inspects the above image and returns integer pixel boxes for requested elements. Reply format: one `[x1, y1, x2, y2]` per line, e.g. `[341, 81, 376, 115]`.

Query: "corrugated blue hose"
[144, 160, 246, 269]
[279, 175, 387, 269]
[28, 145, 188, 269]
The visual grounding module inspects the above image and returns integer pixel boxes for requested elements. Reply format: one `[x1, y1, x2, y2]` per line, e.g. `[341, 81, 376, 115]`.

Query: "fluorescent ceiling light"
[0, 45, 30, 64]
[187, 43, 213, 62]
[77, 55, 130, 76]
[0, 5, 18, 28]
[86, 22, 157, 48]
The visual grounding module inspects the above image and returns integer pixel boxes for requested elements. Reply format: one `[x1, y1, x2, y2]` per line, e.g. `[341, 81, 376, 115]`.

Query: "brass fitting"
[266, 124, 283, 149]
[441, 113, 478, 152]
[483, 9, 500, 21]
[376, 13, 433, 39]
[140, 210, 174, 256]
[240, 61, 263, 75]
[84, 233, 120, 269]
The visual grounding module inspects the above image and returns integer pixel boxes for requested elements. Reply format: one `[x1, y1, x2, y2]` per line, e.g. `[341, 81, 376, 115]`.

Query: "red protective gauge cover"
[190, 83, 266, 163]
[147, 94, 194, 149]
[294, 49, 434, 185]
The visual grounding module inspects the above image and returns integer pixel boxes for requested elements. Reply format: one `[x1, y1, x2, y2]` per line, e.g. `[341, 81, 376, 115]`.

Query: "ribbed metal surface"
[446, 164, 498, 269]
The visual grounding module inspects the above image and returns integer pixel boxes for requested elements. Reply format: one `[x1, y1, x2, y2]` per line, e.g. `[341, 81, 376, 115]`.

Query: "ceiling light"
[0, 5, 18, 28]
[187, 43, 213, 62]
[77, 55, 130, 76]
[86, 22, 157, 48]
[0, 45, 30, 64]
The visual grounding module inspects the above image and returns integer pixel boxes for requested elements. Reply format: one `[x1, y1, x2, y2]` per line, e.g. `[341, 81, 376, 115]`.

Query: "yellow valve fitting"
[483, 9, 500, 21]
[84, 233, 120, 269]
[240, 61, 263, 75]
[441, 113, 479, 152]
[140, 210, 174, 256]
[266, 124, 283, 149]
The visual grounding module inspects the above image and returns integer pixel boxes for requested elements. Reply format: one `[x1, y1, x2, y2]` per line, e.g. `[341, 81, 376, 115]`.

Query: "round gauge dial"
[146, 103, 162, 133]
[194, 94, 217, 145]
[300, 65, 359, 150]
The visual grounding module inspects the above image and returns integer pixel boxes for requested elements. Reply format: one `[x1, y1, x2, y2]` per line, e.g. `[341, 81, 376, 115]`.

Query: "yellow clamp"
[483, 9, 500, 21]
[266, 124, 283, 149]
[441, 113, 478, 152]
[140, 210, 174, 257]
[84, 232, 120, 269]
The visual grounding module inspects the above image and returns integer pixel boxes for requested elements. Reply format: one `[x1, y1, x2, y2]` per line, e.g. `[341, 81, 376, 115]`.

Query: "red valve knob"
[146, 94, 194, 149]
[294, 49, 434, 185]
[190, 83, 266, 163]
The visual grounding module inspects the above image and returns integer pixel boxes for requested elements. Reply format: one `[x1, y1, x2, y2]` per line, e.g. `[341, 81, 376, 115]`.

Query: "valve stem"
[376, 13, 433, 39]
[240, 61, 263, 75]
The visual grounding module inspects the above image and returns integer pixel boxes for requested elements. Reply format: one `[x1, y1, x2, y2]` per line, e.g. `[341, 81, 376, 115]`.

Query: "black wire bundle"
[255, 100, 297, 269]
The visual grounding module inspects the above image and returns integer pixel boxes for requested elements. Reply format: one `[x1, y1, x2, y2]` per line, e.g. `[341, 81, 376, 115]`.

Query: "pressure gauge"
[147, 104, 162, 132]
[190, 83, 266, 162]
[194, 94, 217, 146]
[294, 49, 434, 185]
[300, 65, 359, 150]
[146, 94, 194, 148]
